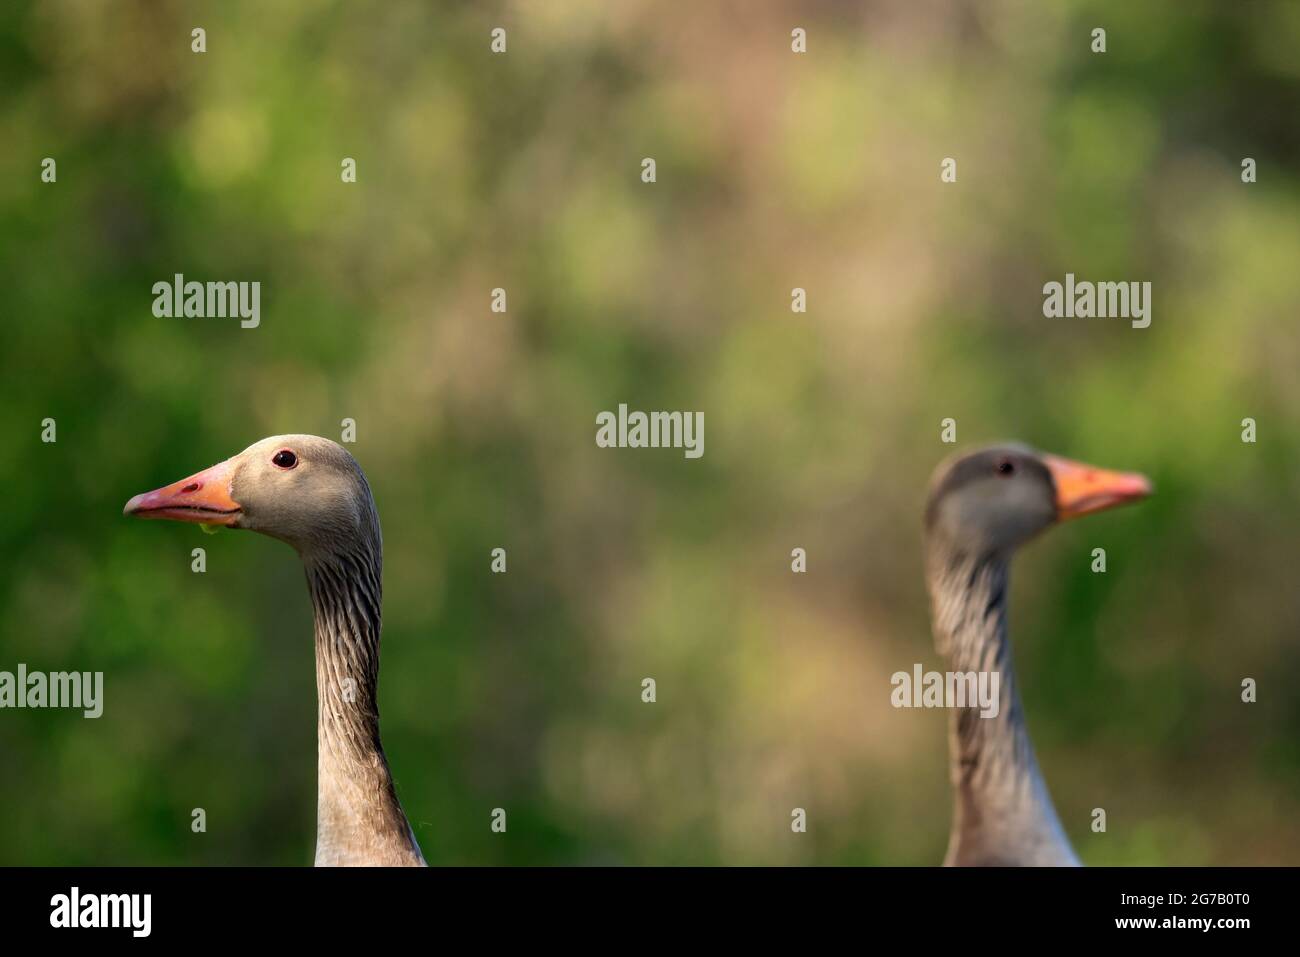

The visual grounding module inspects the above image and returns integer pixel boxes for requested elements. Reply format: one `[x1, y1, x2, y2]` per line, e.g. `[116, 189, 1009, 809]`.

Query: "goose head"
[924, 443, 1151, 559]
[123, 434, 377, 557]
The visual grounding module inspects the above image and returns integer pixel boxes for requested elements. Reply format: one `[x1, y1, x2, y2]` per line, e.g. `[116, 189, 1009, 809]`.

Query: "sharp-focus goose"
[125, 435, 425, 867]
[923, 444, 1150, 866]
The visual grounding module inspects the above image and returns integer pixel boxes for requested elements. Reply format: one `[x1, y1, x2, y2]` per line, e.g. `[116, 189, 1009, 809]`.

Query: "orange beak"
[124, 458, 242, 526]
[1043, 454, 1152, 522]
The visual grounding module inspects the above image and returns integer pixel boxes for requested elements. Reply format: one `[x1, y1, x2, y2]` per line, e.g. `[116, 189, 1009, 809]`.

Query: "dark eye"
[272, 449, 298, 470]
[996, 459, 1015, 477]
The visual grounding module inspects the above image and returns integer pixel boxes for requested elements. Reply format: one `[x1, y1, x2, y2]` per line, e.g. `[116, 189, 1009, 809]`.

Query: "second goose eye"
[996, 459, 1015, 476]
[272, 450, 298, 470]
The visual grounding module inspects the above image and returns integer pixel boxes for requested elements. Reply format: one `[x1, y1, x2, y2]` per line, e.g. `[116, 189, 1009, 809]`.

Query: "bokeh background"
[1, 0, 1298, 865]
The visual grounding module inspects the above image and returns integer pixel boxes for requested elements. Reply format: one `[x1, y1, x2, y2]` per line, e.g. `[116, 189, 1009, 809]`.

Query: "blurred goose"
[125, 435, 425, 866]
[923, 444, 1150, 866]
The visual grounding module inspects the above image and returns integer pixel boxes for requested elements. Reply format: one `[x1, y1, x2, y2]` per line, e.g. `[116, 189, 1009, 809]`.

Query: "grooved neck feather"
[926, 547, 1079, 866]
[305, 538, 424, 867]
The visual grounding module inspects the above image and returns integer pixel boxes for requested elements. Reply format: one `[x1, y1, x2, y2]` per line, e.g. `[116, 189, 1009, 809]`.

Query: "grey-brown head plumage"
[922, 444, 1150, 866]
[126, 434, 424, 866]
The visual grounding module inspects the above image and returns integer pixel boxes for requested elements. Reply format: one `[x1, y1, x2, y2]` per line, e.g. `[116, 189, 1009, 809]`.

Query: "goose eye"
[272, 450, 298, 470]
[996, 459, 1015, 476]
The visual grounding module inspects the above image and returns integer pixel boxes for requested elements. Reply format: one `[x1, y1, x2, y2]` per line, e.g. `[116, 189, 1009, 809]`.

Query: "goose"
[923, 444, 1150, 866]
[125, 434, 425, 867]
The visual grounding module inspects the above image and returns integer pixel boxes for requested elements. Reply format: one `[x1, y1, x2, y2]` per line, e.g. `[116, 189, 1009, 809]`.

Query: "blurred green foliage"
[1, 0, 1298, 865]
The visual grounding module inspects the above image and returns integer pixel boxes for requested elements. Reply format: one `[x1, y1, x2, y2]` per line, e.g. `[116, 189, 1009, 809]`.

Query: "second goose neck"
[926, 549, 1078, 866]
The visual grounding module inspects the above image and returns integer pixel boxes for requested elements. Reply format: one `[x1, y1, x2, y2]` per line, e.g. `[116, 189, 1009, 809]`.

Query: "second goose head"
[925, 443, 1152, 560]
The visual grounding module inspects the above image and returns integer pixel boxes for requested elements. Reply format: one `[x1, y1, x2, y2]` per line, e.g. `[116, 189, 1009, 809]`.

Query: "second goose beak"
[1042, 453, 1152, 521]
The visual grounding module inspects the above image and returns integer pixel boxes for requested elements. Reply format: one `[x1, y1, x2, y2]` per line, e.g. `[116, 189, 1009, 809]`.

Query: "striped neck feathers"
[925, 547, 1079, 866]
[304, 535, 424, 866]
